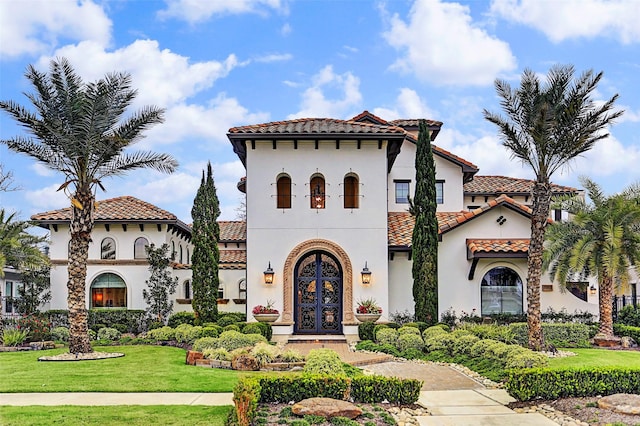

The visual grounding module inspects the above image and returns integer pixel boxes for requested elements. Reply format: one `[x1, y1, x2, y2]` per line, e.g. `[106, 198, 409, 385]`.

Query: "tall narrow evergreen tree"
[191, 162, 221, 324]
[410, 120, 439, 324]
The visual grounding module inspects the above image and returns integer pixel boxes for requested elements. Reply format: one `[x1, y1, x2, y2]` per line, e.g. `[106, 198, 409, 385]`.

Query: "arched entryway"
[294, 251, 342, 334]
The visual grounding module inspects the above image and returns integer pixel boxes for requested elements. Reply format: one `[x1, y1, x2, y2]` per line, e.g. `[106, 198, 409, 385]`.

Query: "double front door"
[294, 251, 342, 334]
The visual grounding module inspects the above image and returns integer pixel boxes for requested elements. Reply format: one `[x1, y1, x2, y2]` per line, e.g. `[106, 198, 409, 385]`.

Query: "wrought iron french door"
[294, 251, 342, 334]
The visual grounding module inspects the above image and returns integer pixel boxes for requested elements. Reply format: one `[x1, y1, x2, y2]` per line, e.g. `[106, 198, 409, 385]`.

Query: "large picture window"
[481, 267, 523, 315]
[91, 273, 127, 308]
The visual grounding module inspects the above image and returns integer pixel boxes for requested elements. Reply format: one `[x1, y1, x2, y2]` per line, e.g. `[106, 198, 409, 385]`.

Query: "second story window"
[395, 180, 410, 204]
[343, 174, 359, 209]
[436, 181, 444, 204]
[101, 237, 116, 259]
[238, 279, 247, 300]
[310, 175, 325, 209]
[134, 237, 149, 259]
[277, 174, 292, 209]
[179, 245, 183, 263]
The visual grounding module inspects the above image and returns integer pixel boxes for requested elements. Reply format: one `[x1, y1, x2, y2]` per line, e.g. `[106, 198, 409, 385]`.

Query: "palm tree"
[1, 58, 177, 353]
[544, 178, 640, 338]
[483, 65, 622, 350]
[0, 209, 48, 275]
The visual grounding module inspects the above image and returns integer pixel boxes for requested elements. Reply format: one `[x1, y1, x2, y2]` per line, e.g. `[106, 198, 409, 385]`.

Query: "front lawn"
[0, 405, 231, 426]
[0, 345, 245, 393]
[548, 348, 640, 369]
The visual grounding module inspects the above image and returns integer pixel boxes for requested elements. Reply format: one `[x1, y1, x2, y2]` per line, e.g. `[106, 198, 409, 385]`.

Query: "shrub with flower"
[356, 298, 382, 314]
[252, 300, 279, 315]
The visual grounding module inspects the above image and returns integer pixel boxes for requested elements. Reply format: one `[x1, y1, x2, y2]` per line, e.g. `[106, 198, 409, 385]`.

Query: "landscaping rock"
[622, 336, 637, 348]
[231, 354, 259, 371]
[592, 334, 622, 347]
[292, 397, 363, 419]
[598, 394, 640, 415]
[29, 341, 56, 350]
[186, 350, 203, 366]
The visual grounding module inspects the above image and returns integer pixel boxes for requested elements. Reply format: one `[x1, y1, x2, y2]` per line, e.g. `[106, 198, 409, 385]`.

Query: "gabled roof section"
[388, 194, 538, 248]
[465, 175, 578, 196]
[219, 221, 246, 242]
[467, 239, 529, 257]
[31, 196, 192, 237]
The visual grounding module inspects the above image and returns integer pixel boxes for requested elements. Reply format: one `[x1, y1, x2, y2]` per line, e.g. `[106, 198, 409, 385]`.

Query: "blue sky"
[1, 0, 639, 224]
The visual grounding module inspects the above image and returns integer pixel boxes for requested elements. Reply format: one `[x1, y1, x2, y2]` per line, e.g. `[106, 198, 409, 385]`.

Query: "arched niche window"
[238, 279, 247, 300]
[277, 174, 292, 209]
[171, 241, 176, 260]
[179, 245, 184, 263]
[184, 280, 191, 299]
[91, 273, 127, 308]
[134, 237, 149, 259]
[101, 237, 116, 260]
[186, 248, 190, 264]
[481, 266, 523, 315]
[343, 174, 359, 209]
[310, 174, 325, 209]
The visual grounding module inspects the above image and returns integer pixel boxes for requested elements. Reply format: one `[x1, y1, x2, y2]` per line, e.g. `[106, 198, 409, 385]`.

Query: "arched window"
[217, 284, 225, 299]
[186, 248, 190, 264]
[238, 279, 247, 300]
[184, 280, 191, 299]
[481, 267, 523, 315]
[90, 273, 126, 308]
[343, 174, 359, 209]
[179, 245, 183, 263]
[310, 175, 325, 209]
[277, 174, 292, 209]
[171, 241, 176, 260]
[101, 237, 116, 259]
[134, 237, 149, 259]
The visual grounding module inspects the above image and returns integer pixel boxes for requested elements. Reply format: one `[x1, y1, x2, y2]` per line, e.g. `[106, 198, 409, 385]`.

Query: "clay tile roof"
[467, 239, 530, 255]
[219, 249, 246, 270]
[465, 175, 578, 196]
[350, 110, 389, 125]
[228, 117, 407, 136]
[432, 145, 478, 172]
[389, 118, 444, 128]
[219, 221, 246, 242]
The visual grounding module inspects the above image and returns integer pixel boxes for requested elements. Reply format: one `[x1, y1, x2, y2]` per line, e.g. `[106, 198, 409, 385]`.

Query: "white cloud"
[0, 0, 111, 58]
[158, 0, 287, 23]
[24, 183, 68, 212]
[287, 65, 362, 119]
[383, 0, 517, 86]
[254, 53, 293, 63]
[373, 88, 437, 121]
[617, 106, 640, 124]
[48, 40, 238, 109]
[490, 0, 640, 44]
[281, 23, 292, 36]
[30, 163, 55, 177]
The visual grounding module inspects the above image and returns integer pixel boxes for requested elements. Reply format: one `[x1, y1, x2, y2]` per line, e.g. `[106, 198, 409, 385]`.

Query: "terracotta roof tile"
[467, 239, 529, 255]
[228, 117, 407, 136]
[389, 118, 444, 128]
[465, 175, 578, 196]
[220, 249, 246, 264]
[219, 221, 246, 242]
[432, 145, 478, 172]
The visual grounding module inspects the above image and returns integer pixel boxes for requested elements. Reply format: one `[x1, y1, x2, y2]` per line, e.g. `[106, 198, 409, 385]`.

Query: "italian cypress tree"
[410, 120, 439, 324]
[191, 162, 221, 324]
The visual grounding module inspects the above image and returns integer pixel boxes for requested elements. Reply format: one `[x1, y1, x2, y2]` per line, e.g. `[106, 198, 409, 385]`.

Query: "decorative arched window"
[171, 241, 176, 260]
[186, 248, 190, 264]
[343, 174, 359, 209]
[277, 174, 292, 209]
[101, 237, 116, 259]
[184, 280, 191, 299]
[310, 175, 325, 209]
[238, 279, 247, 300]
[90, 273, 127, 308]
[179, 245, 183, 263]
[481, 267, 523, 315]
[134, 237, 149, 259]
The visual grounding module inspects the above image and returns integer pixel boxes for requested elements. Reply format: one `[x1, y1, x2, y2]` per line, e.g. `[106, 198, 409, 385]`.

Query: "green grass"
[0, 405, 231, 425]
[549, 348, 640, 369]
[0, 345, 245, 392]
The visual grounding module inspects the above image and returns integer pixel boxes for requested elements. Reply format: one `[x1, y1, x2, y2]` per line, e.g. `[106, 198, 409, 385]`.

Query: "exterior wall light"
[264, 262, 274, 284]
[361, 262, 372, 285]
[589, 285, 597, 295]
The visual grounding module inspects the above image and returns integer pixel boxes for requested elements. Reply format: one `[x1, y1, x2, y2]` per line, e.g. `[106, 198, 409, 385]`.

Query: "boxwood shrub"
[168, 311, 195, 327]
[614, 323, 640, 343]
[375, 328, 399, 346]
[509, 322, 591, 348]
[358, 321, 376, 341]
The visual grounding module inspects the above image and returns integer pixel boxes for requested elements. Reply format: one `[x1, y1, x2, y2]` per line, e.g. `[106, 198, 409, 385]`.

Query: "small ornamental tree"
[142, 243, 178, 324]
[410, 120, 438, 324]
[191, 162, 221, 324]
[12, 267, 51, 315]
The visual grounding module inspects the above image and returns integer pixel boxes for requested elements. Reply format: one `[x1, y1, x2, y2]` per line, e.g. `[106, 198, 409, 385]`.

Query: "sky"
[1, 0, 640, 224]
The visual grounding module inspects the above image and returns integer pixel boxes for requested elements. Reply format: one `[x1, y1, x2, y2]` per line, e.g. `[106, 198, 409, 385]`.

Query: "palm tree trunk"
[527, 182, 552, 351]
[67, 189, 94, 354]
[598, 275, 614, 336]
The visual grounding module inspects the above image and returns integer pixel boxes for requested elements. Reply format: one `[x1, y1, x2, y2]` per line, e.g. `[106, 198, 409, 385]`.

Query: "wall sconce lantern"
[361, 262, 372, 285]
[589, 285, 597, 295]
[264, 262, 274, 284]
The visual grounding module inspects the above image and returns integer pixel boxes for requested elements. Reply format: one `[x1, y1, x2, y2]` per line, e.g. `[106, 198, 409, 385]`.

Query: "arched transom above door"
[282, 239, 354, 325]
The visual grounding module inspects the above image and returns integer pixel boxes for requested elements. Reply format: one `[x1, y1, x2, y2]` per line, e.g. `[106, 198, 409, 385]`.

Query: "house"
[33, 111, 599, 340]
[1, 266, 23, 319]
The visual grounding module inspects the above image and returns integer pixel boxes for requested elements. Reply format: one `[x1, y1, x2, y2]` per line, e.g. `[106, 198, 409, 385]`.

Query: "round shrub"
[201, 326, 221, 338]
[377, 343, 401, 357]
[147, 326, 175, 341]
[51, 326, 70, 342]
[303, 348, 345, 375]
[375, 328, 399, 346]
[505, 347, 548, 369]
[217, 315, 239, 327]
[423, 334, 455, 353]
[168, 312, 195, 327]
[451, 334, 480, 356]
[386, 322, 401, 330]
[203, 347, 231, 361]
[372, 324, 389, 338]
[279, 348, 304, 362]
[398, 326, 421, 336]
[397, 333, 424, 352]
[88, 329, 97, 340]
[242, 323, 263, 335]
[469, 339, 498, 358]
[358, 321, 376, 341]
[250, 342, 281, 366]
[355, 340, 378, 352]
[216, 330, 266, 351]
[224, 324, 240, 332]
[175, 324, 202, 343]
[193, 337, 219, 352]
[401, 347, 425, 360]
[451, 329, 473, 338]
[484, 341, 511, 360]
[97, 327, 121, 341]
[112, 323, 128, 334]
[254, 322, 272, 341]
[422, 326, 448, 340]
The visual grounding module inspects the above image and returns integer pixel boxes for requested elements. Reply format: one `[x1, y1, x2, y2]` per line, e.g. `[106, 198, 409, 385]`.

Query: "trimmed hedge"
[509, 322, 591, 348]
[506, 367, 640, 401]
[46, 309, 148, 334]
[614, 323, 640, 343]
